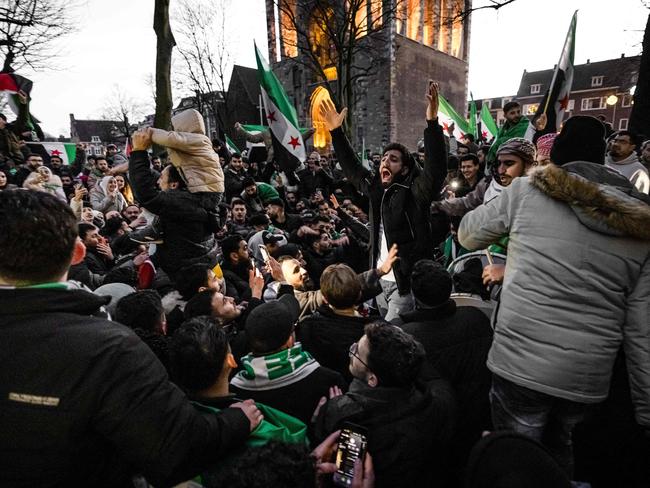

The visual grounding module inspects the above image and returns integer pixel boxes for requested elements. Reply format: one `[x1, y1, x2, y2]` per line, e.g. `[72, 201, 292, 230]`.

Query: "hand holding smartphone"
[333, 423, 368, 487]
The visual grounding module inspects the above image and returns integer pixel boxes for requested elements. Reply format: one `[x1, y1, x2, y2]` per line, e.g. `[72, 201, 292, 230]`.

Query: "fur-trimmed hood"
[529, 162, 650, 240]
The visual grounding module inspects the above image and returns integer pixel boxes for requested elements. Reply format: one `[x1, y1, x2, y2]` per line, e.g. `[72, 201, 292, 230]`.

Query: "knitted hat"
[550, 115, 606, 165]
[465, 431, 571, 488]
[496, 137, 536, 165]
[536, 133, 557, 159]
[246, 294, 300, 353]
[411, 260, 452, 307]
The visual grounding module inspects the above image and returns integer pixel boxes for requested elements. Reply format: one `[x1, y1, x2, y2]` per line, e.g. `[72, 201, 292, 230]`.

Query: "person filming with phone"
[314, 322, 455, 487]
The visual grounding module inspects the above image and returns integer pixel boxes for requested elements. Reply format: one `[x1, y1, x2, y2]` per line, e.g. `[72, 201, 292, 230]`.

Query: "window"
[280, 0, 298, 58]
[483, 99, 492, 109]
[568, 99, 575, 111]
[91, 136, 100, 143]
[619, 118, 628, 130]
[581, 97, 606, 111]
[502, 97, 512, 106]
[591, 76, 604, 87]
[530, 84, 541, 94]
[523, 103, 539, 115]
[622, 94, 633, 108]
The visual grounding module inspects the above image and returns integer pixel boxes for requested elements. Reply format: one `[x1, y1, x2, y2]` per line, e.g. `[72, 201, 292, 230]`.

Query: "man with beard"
[272, 247, 394, 319]
[266, 197, 303, 235]
[319, 82, 447, 321]
[220, 234, 254, 302]
[605, 130, 649, 194]
[486, 101, 539, 165]
[224, 153, 247, 203]
[13, 153, 43, 187]
[226, 198, 252, 239]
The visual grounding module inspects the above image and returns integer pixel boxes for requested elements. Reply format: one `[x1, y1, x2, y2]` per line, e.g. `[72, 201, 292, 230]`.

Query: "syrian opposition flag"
[535, 11, 577, 135]
[468, 95, 478, 139]
[480, 103, 498, 142]
[26, 142, 76, 166]
[225, 135, 241, 155]
[438, 94, 469, 139]
[255, 43, 306, 173]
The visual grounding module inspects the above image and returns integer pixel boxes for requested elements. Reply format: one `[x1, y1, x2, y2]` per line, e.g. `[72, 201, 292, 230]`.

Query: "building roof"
[69, 114, 124, 143]
[516, 55, 641, 98]
[229, 65, 260, 106]
[173, 91, 226, 112]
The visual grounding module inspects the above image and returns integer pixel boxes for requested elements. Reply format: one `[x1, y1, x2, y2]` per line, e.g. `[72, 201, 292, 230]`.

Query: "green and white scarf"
[230, 343, 319, 391]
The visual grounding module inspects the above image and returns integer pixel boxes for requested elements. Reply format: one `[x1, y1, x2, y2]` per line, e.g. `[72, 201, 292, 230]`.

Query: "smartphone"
[333, 423, 368, 487]
[258, 244, 270, 264]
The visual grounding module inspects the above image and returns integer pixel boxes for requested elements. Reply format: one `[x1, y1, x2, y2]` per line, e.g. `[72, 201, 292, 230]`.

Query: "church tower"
[265, 0, 471, 152]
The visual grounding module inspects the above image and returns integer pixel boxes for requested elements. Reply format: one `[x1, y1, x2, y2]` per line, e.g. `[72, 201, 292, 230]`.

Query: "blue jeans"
[376, 279, 414, 322]
[490, 374, 588, 477]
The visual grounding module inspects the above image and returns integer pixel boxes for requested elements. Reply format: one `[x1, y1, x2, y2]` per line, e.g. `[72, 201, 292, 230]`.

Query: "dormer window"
[91, 136, 100, 143]
[530, 84, 541, 94]
[591, 76, 603, 87]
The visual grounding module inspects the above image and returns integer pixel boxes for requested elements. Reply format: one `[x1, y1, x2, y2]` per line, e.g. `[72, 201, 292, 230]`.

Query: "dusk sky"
[20, 0, 649, 137]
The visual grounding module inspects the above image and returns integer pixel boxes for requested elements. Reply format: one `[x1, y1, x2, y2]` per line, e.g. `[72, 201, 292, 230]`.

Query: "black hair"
[503, 101, 521, 113]
[410, 259, 452, 307]
[184, 289, 216, 320]
[242, 176, 256, 189]
[249, 213, 270, 227]
[114, 290, 164, 333]
[464, 133, 476, 142]
[0, 190, 78, 283]
[78, 222, 98, 241]
[165, 165, 187, 189]
[95, 155, 108, 163]
[382, 142, 414, 170]
[175, 263, 211, 301]
[100, 216, 125, 239]
[460, 153, 480, 166]
[616, 130, 641, 150]
[206, 441, 316, 488]
[231, 197, 246, 208]
[364, 321, 425, 387]
[169, 316, 228, 393]
[231, 152, 242, 159]
[221, 234, 245, 261]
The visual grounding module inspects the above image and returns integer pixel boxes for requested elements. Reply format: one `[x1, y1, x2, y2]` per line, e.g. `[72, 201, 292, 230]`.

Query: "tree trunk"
[153, 0, 175, 143]
[630, 13, 650, 137]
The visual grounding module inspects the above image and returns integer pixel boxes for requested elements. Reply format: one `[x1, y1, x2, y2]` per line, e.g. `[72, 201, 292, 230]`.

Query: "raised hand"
[329, 193, 340, 209]
[131, 129, 152, 151]
[318, 98, 348, 131]
[377, 244, 398, 277]
[426, 81, 439, 121]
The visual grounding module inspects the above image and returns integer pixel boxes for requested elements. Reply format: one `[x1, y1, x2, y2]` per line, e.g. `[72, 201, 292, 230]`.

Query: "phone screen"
[258, 244, 270, 264]
[333, 425, 367, 486]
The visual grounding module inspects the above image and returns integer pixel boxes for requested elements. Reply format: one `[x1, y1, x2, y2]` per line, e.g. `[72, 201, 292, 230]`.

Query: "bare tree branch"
[0, 0, 79, 73]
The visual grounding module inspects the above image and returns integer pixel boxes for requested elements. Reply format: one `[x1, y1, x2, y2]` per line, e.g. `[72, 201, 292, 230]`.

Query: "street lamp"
[606, 94, 618, 130]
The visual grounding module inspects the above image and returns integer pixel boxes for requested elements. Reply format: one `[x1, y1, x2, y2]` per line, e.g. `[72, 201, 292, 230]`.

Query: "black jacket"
[224, 168, 246, 204]
[331, 120, 447, 294]
[231, 363, 346, 425]
[129, 150, 221, 276]
[298, 305, 372, 382]
[0, 286, 250, 488]
[400, 302, 493, 466]
[297, 167, 333, 197]
[315, 377, 455, 488]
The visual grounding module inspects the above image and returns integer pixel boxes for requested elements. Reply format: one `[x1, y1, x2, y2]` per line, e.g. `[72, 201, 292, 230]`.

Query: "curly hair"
[364, 321, 425, 387]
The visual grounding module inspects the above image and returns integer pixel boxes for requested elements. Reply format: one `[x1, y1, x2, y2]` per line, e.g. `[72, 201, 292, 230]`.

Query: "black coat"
[297, 167, 333, 197]
[298, 305, 372, 382]
[223, 168, 246, 204]
[231, 362, 346, 425]
[400, 302, 493, 466]
[129, 150, 221, 277]
[315, 378, 456, 488]
[0, 286, 249, 487]
[331, 119, 447, 294]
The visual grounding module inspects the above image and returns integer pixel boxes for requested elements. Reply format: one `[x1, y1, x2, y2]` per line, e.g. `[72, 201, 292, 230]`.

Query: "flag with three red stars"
[535, 11, 577, 135]
[254, 43, 306, 173]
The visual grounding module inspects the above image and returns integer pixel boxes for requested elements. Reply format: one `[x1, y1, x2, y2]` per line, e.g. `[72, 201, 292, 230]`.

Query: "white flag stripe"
[260, 86, 306, 162]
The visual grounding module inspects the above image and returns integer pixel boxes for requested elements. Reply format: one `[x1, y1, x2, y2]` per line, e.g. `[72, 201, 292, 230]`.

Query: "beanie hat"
[411, 259, 452, 307]
[465, 431, 571, 488]
[536, 133, 557, 159]
[496, 137, 536, 165]
[550, 115, 606, 165]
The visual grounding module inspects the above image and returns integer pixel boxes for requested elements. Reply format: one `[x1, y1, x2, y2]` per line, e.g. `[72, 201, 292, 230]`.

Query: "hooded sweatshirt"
[605, 152, 650, 194]
[150, 109, 225, 194]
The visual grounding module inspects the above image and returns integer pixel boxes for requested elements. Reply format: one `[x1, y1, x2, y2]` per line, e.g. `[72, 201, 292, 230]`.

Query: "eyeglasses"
[349, 342, 371, 370]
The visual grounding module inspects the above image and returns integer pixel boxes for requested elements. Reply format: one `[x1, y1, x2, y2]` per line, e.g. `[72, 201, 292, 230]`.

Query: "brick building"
[69, 114, 126, 156]
[476, 54, 640, 131]
[265, 0, 472, 153]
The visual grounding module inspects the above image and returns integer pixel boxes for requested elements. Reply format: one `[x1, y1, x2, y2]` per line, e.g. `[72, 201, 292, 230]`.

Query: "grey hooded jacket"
[459, 162, 650, 425]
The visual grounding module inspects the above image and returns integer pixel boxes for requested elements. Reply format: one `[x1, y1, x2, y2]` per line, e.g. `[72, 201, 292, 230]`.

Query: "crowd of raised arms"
[0, 82, 649, 488]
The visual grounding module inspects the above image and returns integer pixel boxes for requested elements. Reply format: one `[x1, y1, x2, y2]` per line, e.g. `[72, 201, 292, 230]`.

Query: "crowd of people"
[1, 80, 649, 488]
